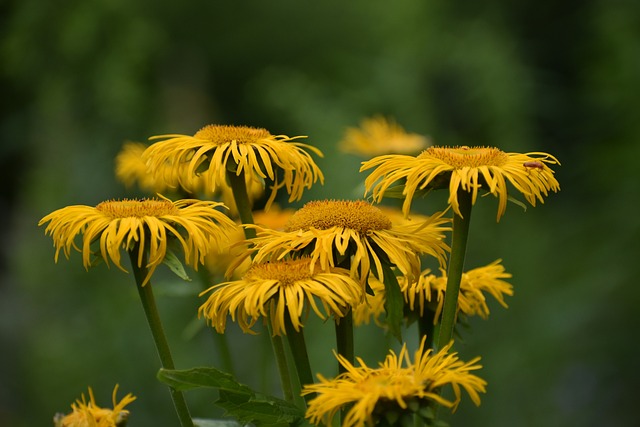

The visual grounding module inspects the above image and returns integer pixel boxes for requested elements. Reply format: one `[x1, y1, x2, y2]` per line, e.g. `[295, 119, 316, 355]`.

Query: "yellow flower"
[339, 116, 431, 156]
[230, 200, 450, 285]
[352, 275, 386, 327]
[303, 338, 486, 427]
[355, 260, 513, 326]
[115, 142, 169, 194]
[39, 197, 237, 285]
[403, 260, 514, 322]
[143, 124, 324, 210]
[362, 145, 560, 221]
[115, 142, 264, 214]
[205, 205, 296, 279]
[199, 258, 363, 335]
[54, 385, 136, 427]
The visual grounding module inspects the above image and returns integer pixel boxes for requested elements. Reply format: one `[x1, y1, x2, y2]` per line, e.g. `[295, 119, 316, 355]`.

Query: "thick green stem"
[226, 168, 294, 401]
[267, 321, 295, 402]
[334, 311, 354, 375]
[128, 249, 194, 427]
[285, 316, 314, 405]
[226, 169, 256, 240]
[436, 190, 473, 350]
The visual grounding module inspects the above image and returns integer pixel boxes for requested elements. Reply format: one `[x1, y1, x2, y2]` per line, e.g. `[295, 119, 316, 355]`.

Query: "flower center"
[284, 200, 392, 233]
[96, 199, 179, 218]
[194, 124, 272, 145]
[419, 146, 508, 168]
[244, 258, 316, 286]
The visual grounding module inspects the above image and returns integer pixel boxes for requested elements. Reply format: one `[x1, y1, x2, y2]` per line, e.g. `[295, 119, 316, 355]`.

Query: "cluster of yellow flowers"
[41, 117, 559, 426]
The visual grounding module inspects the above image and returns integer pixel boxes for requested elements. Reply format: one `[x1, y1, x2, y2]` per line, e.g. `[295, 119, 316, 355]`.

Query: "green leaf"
[381, 262, 404, 343]
[192, 419, 245, 427]
[216, 390, 303, 427]
[157, 367, 253, 394]
[158, 368, 305, 427]
[162, 249, 192, 281]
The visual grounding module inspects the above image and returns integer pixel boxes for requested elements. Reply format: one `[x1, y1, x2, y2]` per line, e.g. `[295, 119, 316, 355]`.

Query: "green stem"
[285, 316, 314, 405]
[226, 169, 256, 240]
[128, 249, 194, 427]
[436, 190, 473, 350]
[267, 321, 295, 402]
[334, 311, 354, 375]
[196, 267, 235, 375]
[226, 168, 294, 401]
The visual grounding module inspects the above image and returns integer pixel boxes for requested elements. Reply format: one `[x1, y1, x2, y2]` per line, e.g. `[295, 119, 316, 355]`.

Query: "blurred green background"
[2, 0, 639, 426]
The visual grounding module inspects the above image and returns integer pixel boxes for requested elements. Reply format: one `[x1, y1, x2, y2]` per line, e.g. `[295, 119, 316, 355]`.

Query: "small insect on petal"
[523, 161, 544, 170]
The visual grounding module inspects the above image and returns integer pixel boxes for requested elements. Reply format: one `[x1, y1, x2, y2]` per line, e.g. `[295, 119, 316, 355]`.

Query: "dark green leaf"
[157, 367, 253, 394]
[216, 390, 304, 427]
[381, 262, 403, 343]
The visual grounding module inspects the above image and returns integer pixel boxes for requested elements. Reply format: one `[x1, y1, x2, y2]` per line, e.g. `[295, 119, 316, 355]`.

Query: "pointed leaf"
[157, 367, 253, 394]
[163, 249, 192, 281]
[216, 390, 303, 427]
[192, 419, 245, 427]
[381, 262, 404, 343]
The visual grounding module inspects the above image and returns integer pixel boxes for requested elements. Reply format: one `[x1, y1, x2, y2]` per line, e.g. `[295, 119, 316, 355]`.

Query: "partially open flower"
[53, 385, 136, 427]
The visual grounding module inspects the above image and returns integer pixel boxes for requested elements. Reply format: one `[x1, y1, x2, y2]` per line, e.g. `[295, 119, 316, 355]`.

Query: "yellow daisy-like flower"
[339, 116, 431, 156]
[115, 142, 264, 214]
[303, 338, 486, 427]
[39, 197, 237, 286]
[355, 260, 513, 326]
[362, 145, 560, 221]
[232, 200, 450, 285]
[143, 124, 324, 210]
[403, 259, 514, 322]
[115, 142, 169, 194]
[199, 258, 363, 335]
[205, 205, 296, 279]
[54, 385, 136, 427]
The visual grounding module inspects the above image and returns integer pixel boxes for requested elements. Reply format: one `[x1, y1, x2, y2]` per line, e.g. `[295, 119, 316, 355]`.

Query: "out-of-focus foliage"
[1, 0, 639, 426]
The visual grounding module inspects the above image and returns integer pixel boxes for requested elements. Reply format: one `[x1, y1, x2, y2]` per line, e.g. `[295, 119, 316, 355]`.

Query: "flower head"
[143, 124, 324, 210]
[339, 116, 430, 156]
[362, 146, 560, 221]
[355, 260, 513, 326]
[39, 197, 237, 285]
[303, 338, 486, 427]
[403, 260, 514, 322]
[231, 200, 450, 285]
[115, 142, 264, 214]
[54, 385, 136, 427]
[199, 258, 362, 335]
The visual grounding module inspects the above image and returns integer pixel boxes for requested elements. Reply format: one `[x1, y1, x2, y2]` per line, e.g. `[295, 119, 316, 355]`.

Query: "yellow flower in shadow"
[339, 116, 431, 156]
